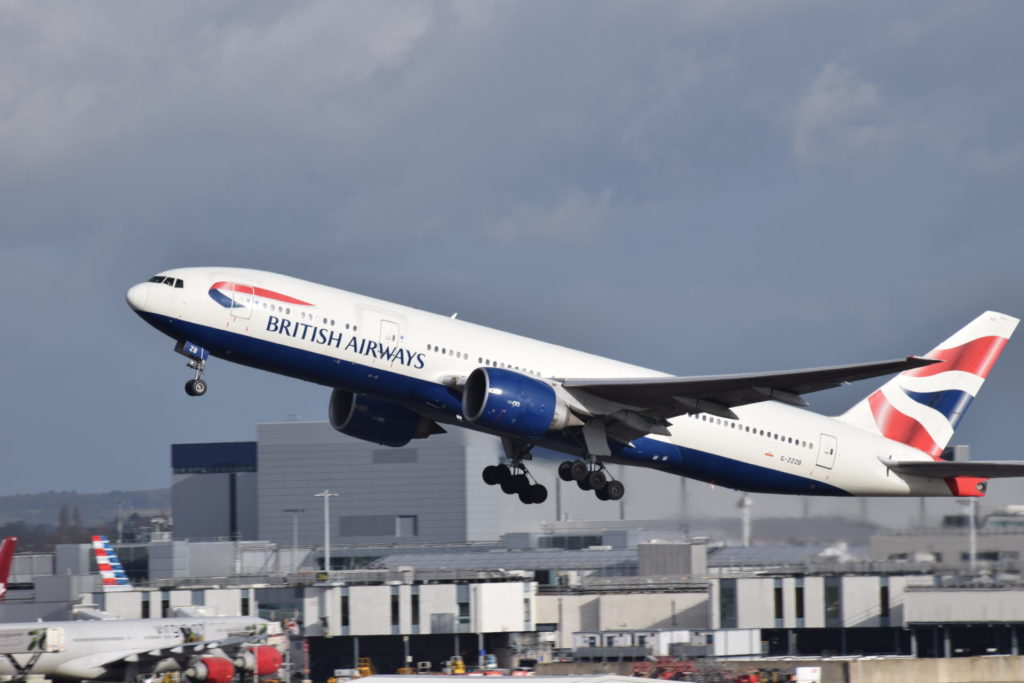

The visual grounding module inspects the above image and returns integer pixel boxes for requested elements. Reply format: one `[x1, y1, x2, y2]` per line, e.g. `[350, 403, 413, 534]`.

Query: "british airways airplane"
[127, 268, 1024, 504]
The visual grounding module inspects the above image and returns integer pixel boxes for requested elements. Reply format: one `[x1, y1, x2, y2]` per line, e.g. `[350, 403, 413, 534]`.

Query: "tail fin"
[91, 535, 133, 592]
[0, 536, 17, 600]
[838, 311, 1019, 456]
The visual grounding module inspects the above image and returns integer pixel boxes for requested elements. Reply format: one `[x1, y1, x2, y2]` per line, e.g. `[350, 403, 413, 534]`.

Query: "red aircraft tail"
[0, 537, 18, 600]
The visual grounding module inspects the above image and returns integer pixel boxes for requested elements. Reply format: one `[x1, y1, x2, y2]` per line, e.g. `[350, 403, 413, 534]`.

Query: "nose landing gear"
[175, 341, 209, 397]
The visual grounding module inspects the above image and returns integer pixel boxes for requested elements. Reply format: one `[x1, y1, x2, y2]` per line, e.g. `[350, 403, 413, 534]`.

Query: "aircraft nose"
[126, 283, 148, 311]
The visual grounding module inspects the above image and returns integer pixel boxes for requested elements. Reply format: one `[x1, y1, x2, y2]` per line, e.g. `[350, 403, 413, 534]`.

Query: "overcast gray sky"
[2, 2, 1023, 504]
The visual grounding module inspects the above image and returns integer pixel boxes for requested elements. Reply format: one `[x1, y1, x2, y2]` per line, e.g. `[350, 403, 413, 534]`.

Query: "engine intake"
[462, 367, 572, 438]
[235, 645, 284, 676]
[329, 390, 440, 447]
[186, 657, 235, 683]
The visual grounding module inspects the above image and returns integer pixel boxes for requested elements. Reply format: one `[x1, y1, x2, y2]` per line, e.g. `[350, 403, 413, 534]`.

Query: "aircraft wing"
[883, 460, 1024, 478]
[563, 356, 939, 421]
[53, 635, 267, 679]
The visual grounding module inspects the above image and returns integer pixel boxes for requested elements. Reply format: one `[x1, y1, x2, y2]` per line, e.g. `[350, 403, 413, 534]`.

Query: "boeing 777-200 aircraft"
[127, 268, 1024, 504]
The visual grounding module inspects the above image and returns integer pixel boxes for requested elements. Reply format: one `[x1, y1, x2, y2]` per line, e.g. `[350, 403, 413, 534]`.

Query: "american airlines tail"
[0, 536, 17, 600]
[839, 310, 1019, 456]
[91, 535, 133, 592]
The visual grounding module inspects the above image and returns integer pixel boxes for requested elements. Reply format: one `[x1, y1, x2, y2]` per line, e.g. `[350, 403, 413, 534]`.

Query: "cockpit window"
[147, 275, 184, 288]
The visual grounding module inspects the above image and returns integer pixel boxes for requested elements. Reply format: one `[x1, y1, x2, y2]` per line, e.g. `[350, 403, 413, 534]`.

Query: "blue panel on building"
[172, 442, 257, 473]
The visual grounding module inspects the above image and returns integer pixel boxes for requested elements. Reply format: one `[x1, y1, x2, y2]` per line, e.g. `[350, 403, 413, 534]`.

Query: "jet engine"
[462, 367, 574, 438]
[185, 657, 235, 683]
[329, 389, 441, 447]
[234, 645, 284, 676]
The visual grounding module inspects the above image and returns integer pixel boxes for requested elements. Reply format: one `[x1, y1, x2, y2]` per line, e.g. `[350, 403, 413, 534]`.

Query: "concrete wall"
[841, 576, 882, 627]
[842, 655, 1024, 683]
[906, 587, 1024, 622]
[870, 530, 1024, 563]
[737, 578, 774, 629]
[536, 591, 709, 649]
[474, 582, 533, 633]
[637, 542, 707, 577]
[304, 581, 533, 637]
[538, 656, 1024, 683]
[257, 422, 504, 547]
[172, 472, 234, 540]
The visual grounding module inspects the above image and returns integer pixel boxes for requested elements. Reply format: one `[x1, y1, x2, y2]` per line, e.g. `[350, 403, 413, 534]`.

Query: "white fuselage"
[0, 616, 274, 680]
[127, 267, 960, 498]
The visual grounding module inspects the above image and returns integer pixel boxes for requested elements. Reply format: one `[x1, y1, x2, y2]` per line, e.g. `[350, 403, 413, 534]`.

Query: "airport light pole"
[117, 499, 126, 544]
[284, 508, 305, 571]
[314, 491, 337, 573]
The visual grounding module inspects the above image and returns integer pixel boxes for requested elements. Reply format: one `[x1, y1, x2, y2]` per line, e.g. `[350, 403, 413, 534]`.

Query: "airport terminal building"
[7, 421, 1024, 678]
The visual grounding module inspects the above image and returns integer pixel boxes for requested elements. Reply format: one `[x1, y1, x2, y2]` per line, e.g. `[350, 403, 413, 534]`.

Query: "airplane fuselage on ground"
[0, 616, 280, 681]
[127, 268, 1020, 501]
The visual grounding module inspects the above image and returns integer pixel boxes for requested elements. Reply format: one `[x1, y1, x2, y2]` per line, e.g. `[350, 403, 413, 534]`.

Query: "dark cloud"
[1, 2, 1022, 499]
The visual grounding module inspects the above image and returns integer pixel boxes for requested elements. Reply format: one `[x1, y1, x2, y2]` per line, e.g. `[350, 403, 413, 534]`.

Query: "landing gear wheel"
[529, 484, 548, 504]
[558, 461, 575, 482]
[570, 460, 589, 481]
[509, 473, 531, 494]
[185, 379, 207, 396]
[605, 480, 625, 501]
[500, 476, 519, 495]
[595, 488, 610, 501]
[482, 465, 503, 486]
[577, 477, 593, 491]
[586, 470, 607, 491]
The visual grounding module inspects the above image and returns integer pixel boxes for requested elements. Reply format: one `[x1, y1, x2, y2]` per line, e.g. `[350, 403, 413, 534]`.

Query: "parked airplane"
[0, 535, 283, 681]
[0, 537, 16, 600]
[127, 268, 1024, 504]
[0, 616, 283, 682]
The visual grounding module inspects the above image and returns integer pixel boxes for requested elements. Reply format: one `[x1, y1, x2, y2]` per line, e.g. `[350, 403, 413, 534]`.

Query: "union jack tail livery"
[0, 536, 17, 600]
[839, 311, 1018, 453]
[92, 535, 133, 592]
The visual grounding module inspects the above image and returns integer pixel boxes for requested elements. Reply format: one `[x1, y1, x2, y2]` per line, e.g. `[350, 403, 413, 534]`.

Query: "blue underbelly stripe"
[139, 312, 851, 496]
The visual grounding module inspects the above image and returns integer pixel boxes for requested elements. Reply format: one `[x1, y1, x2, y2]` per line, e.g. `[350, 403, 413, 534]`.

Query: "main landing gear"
[558, 459, 625, 501]
[175, 341, 210, 397]
[481, 438, 548, 505]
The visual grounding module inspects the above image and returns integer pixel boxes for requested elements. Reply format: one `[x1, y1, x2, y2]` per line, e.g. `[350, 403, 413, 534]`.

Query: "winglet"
[0, 536, 17, 600]
[92, 535, 133, 592]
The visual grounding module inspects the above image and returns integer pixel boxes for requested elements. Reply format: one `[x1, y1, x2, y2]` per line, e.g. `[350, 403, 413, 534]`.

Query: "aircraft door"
[816, 433, 838, 469]
[380, 320, 400, 346]
[230, 284, 254, 319]
[380, 320, 402, 364]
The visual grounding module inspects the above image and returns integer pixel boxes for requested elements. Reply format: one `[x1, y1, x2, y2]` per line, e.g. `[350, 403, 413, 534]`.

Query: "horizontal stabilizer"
[881, 458, 1024, 479]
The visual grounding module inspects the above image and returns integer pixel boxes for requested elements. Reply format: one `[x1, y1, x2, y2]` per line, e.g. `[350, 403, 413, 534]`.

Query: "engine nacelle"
[462, 367, 573, 438]
[329, 389, 438, 447]
[185, 657, 235, 683]
[235, 645, 284, 676]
